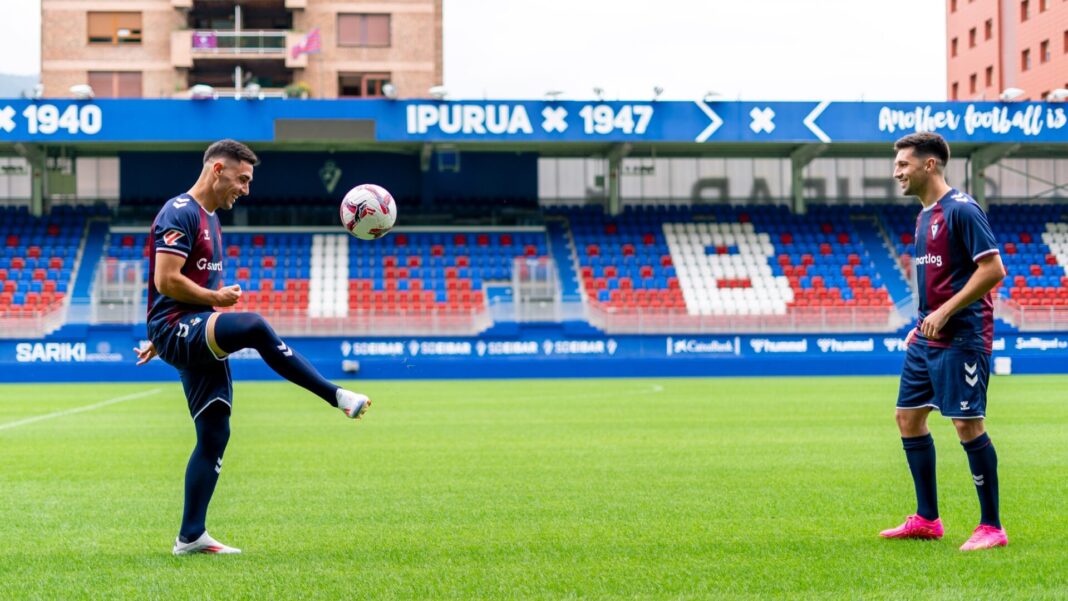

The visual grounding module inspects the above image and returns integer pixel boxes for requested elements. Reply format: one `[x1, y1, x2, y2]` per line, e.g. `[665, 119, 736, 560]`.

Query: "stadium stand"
[12, 201, 1066, 337]
[100, 228, 550, 335]
[554, 204, 896, 332]
[0, 205, 85, 320]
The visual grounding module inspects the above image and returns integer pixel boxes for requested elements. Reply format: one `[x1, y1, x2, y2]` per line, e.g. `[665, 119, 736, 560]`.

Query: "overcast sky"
[1, 0, 947, 101]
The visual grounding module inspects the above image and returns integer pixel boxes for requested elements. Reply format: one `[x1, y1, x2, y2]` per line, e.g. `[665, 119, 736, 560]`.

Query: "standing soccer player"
[879, 132, 1008, 551]
[134, 139, 371, 555]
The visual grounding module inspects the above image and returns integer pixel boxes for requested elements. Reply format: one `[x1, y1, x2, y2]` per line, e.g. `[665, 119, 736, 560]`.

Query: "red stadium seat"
[27, 246, 41, 259]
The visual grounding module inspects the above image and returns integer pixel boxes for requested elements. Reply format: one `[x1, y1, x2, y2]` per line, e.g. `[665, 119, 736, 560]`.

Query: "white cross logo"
[0, 106, 15, 133]
[541, 107, 568, 133]
[749, 107, 776, 134]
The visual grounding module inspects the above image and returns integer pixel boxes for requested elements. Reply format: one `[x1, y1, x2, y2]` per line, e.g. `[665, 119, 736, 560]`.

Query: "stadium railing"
[995, 298, 1068, 331]
[585, 303, 904, 334]
[220, 306, 494, 337]
[0, 304, 67, 339]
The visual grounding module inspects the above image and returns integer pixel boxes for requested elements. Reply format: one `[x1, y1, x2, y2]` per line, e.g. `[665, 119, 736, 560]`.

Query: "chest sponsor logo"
[914, 253, 943, 267]
[163, 230, 185, 246]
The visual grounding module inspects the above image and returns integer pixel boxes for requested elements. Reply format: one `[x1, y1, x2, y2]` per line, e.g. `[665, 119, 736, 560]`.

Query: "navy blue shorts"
[897, 343, 990, 419]
[149, 312, 233, 421]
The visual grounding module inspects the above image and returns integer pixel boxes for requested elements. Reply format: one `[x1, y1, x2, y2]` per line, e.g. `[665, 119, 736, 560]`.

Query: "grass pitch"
[1, 376, 1066, 600]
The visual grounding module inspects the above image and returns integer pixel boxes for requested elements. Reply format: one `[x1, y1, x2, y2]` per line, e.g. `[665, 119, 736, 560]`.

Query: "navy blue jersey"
[147, 194, 224, 330]
[911, 188, 1000, 353]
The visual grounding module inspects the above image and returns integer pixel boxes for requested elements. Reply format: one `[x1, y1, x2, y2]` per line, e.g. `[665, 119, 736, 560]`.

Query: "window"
[338, 73, 391, 98]
[951, 0, 957, 11]
[985, 19, 993, 40]
[87, 12, 142, 45]
[1022, 48, 1031, 71]
[985, 65, 994, 87]
[969, 73, 977, 94]
[87, 71, 142, 98]
[951, 38, 958, 57]
[951, 82, 959, 100]
[1041, 39, 1050, 62]
[1040, 0, 1048, 11]
[1021, 0, 1029, 21]
[337, 14, 390, 47]
[969, 28, 977, 48]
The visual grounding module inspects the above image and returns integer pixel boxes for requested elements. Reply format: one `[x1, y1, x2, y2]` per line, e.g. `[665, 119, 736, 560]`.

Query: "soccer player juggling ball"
[134, 139, 371, 555]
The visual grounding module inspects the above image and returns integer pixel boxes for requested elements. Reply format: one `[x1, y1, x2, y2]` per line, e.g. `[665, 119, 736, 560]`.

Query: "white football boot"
[336, 389, 371, 420]
[172, 532, 241, 555]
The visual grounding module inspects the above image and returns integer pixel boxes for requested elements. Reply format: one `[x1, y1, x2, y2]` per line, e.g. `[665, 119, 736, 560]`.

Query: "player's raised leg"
[205, 312, 370, 419]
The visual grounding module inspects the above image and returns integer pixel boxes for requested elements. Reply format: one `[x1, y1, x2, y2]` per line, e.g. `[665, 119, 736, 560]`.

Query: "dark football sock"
[902, 433, 938, 521]
[213, 312, 339, 406]
[962, 432, 1001, 529]
[179, 402, 230, 543]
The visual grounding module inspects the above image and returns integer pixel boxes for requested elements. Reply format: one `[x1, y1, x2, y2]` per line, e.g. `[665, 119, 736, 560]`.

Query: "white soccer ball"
[340, 183, 397, 240]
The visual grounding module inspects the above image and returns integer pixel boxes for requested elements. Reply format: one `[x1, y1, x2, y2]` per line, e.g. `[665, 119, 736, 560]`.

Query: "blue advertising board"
[1, 330, 1065, 383]
[1, 99, 1066, 144]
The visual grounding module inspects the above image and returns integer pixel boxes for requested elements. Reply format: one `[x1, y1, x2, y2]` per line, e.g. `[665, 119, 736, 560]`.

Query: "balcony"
[191, 30, 287, 57]
[173, 30, 307, 68]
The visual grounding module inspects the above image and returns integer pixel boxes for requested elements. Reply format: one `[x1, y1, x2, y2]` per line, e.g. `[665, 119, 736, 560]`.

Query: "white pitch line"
[0, 388, 162, 432]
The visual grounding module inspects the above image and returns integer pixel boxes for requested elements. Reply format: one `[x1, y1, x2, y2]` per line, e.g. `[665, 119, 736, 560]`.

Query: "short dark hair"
[894, 132, 950, 167]
[203, 139, 259, 166]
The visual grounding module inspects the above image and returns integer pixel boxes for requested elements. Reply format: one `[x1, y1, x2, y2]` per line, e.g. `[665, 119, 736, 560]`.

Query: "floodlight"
[190, 84, 216, 100]
[593, 87, 604, 100]
[999, 87, 1025, 101]
[69, 84, 94, 100]
[382, 83, 397, 99]
[1045, 88, 1068, 102]
[428, 85, 448, 100]
[545, 90, 563, 101]
[653, 86, 664, 100]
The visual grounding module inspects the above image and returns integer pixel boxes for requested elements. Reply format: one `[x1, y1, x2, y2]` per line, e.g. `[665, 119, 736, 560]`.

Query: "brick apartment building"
[40, 0, 443, 99]
[947, 0, 1068, 101]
